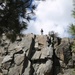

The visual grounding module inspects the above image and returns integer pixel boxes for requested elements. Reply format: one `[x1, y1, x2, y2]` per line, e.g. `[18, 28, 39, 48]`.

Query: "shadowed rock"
[0, 33, 73, 75]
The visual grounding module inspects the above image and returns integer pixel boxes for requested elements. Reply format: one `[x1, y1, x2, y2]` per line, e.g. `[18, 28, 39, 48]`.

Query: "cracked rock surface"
[0, 34, 73, 75]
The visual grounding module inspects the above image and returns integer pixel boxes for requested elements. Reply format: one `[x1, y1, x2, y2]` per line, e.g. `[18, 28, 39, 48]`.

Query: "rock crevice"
[0, 34, 73, 75]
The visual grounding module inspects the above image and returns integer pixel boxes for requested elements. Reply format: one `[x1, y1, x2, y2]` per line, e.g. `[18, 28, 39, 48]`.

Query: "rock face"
[0, 33, 74, 75]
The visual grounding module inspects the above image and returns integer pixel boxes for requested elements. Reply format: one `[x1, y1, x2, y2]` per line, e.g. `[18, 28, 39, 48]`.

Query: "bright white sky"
[23, 0, 75, 37]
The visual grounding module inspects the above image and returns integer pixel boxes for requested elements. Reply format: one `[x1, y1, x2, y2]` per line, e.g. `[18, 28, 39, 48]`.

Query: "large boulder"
[36, 60, 52, 75]
[0, 34, 73, 75]
[35, 35, 49, 48]
[1, 55, 12, 64]
[8, 65, 23, 75]
[14, 53, 25, 66]
[31, 51, 41, 60]
[55, 40, 72, 64]
[40, 46, 53, 59]
[23, 59, 32, 75]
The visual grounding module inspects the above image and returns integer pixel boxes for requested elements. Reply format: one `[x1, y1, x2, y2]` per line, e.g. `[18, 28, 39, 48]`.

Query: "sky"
[23, 0, 75, 37]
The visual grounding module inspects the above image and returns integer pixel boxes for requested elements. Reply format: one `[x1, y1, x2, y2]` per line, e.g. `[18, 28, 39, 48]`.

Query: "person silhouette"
[41, 29, 43, 35]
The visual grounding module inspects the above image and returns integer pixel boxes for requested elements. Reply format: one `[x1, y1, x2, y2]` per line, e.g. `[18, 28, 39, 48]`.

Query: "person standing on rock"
[41, 29, 43, 35]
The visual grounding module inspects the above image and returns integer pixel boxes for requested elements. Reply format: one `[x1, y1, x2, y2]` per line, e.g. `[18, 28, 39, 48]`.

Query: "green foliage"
[72, 10, 75, 18]
[0, 0, 44, 42]
[72, 1, 75, 18]
[71, 40, 75, 52]
[0, 0, 35, 41]
[68, 1, 75, 37]
[0, 0, 29, 34]
[68, 24, 75, 37]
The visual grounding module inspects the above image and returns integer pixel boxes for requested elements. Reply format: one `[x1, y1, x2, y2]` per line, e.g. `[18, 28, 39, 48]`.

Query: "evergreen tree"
[69, 24, 75, 37]
[0, 0, 37, 41]
[69, 1, 75, 37]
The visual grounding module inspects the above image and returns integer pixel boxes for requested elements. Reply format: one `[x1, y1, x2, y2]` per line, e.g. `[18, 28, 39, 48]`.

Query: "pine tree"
[0, 0, 36, 41]
[69, 0, 75, 37]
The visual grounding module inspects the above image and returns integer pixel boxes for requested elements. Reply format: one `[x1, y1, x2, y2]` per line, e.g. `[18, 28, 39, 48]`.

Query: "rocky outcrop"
[0, 33, 74, 75]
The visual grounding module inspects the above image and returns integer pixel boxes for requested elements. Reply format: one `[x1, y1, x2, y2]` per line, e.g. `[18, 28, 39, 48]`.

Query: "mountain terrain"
[0, 33, 75, 75]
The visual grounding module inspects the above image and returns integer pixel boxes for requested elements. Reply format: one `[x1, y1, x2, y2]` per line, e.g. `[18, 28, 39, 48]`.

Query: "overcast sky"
[23, 0, 75, 37]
